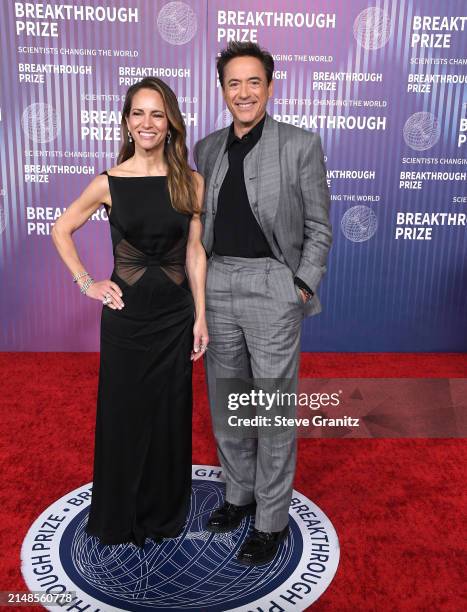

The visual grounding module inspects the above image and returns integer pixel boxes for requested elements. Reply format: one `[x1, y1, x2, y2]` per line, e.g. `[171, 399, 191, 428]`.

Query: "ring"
[102, 294, 111, 305]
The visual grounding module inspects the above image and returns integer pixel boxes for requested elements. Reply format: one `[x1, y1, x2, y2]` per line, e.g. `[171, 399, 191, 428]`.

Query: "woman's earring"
[128, 131, 133, 143]
[166, 131, 172, 145]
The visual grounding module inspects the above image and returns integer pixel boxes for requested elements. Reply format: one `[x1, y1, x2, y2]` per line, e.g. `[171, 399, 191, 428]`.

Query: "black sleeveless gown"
[85, 174, 194, 547]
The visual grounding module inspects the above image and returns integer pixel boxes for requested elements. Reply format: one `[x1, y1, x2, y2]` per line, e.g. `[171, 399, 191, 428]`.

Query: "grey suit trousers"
[205, 254, 304, 532]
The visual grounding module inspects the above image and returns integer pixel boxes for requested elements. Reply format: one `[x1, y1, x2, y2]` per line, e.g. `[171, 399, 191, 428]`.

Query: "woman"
[52, 77, 208, 547]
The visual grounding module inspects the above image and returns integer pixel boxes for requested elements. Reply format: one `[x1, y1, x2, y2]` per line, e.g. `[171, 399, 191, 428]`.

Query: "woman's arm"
[51, 174, 124, 310]
[186, 172, 209, 361]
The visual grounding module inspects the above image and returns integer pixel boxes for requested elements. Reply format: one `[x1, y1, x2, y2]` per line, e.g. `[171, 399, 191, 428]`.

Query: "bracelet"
[73, 271, 90, 283]
[80, 277, 94, 295]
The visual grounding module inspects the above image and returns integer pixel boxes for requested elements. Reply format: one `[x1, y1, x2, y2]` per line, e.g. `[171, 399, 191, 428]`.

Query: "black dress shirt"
[213, 115, 273, 258]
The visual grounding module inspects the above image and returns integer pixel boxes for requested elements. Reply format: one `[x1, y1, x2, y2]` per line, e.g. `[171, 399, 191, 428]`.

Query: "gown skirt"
[85, 174, 194, 547]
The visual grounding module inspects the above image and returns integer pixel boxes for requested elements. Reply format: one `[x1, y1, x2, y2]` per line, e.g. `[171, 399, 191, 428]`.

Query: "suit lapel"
[243, 144, 261, 226]
[207, 128, 229, 214]
[202, 128, 229, 254]
[254, 114, 281, 247]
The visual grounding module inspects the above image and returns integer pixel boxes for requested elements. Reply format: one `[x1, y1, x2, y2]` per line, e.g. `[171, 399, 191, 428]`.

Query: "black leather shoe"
[206, 501, 256, 533]
[236, 526, 289, 565]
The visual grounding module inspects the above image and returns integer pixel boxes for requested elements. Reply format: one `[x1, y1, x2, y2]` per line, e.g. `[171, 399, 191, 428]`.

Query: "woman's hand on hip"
[85, 280, 125, 310]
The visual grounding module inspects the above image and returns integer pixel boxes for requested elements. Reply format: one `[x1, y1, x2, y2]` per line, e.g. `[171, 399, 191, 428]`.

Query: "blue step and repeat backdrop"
[0, 0, 466, 351]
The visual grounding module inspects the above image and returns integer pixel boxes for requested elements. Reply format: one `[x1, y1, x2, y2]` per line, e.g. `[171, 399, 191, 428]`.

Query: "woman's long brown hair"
[118, 77, 199, 215]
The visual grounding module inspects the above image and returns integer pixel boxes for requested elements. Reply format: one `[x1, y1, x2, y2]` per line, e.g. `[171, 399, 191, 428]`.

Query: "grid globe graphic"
[68, 481, 295, 609]
[215, 109, 233, 130]
[341, 205, 378, 242]
[157, 2, 198, 45]
[403, 112, 441, 151]
[353, 7, 392, 50]
[21, 103, 60, 144]
[0, 204, 6, 234]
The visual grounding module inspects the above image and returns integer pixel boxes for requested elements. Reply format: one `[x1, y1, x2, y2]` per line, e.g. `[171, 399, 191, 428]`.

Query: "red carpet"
[0, 353, 466, 611]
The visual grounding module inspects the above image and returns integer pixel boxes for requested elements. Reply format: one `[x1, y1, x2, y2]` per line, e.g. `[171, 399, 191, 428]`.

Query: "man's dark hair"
[217, 41, 274, 88]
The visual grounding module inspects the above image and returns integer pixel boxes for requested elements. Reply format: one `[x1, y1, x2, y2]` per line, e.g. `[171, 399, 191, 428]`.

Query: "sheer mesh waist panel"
[114, 238, 187, 286]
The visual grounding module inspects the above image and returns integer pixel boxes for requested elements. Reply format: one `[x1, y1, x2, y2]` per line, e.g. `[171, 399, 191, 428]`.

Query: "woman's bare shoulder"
[88, 173, 110, 193]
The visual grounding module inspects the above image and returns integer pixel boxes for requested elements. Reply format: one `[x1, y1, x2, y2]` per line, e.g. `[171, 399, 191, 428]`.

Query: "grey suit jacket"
[193, 113, 332, 317]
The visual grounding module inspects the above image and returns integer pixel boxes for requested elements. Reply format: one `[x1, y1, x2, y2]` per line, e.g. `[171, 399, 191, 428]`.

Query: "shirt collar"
[226, 113, 266, 150]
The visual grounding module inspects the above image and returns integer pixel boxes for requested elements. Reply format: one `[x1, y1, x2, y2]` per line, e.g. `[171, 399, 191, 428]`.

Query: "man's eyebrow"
[227, 76, 263, 83]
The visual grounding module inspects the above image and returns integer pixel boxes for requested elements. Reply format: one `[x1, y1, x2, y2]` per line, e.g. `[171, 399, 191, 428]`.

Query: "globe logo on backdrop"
[215, 109, 233, 130]
[403, 112, 441, 151]
[341, 205, 378, 242]
[0, 203, 6, 234]
[21, 103, 60, 144]
[22, 466, 339, 611]
[353, 7, 392, 50]
[157, 1, 198, 45]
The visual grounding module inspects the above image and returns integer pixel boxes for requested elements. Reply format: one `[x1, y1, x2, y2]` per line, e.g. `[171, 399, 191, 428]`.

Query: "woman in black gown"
[52, 77, 208, 547]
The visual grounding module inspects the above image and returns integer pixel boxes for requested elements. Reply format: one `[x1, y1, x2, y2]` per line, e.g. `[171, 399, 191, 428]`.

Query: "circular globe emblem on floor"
[22, 466, 339, 611]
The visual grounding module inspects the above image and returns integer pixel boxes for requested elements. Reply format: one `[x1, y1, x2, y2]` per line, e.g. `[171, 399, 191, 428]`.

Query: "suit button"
[212, 209, 216, 215]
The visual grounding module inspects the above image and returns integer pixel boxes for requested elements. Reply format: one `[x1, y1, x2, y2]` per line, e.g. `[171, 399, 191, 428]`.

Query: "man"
[194, 42, 332, 566]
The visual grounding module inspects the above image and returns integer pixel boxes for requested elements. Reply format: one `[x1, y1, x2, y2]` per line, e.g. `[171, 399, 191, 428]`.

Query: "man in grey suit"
[194, 42, 332, 565]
